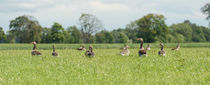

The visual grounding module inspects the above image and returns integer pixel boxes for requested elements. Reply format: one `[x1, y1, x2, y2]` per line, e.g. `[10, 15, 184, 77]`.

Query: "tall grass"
[0, 44, 209, 84]
[0, 43, 210, 50]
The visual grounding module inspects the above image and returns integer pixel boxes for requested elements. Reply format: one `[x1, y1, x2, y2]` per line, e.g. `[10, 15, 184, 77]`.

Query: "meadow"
[0, 43, 209, 85]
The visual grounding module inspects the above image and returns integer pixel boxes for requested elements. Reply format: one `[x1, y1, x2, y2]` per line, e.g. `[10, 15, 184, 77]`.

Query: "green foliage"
[125, 21, 138, 43]
[50, 22, 65, 43]
[191, 26, 206, 42]
[95, 30, 114, 43]
[168, 20, 210, 43]
[41, 27, 52, 43]
[118, 32, 129, 43]
[4, 14, 210, 44]
[66, 26, 81, 43]
[95, 32, 106, 43]
[202, 27, 210, 41]
[6, 31, 15, 43]
[9, 15, 42, 43]
[104, 32, 114, 43]
[170, 22, 192, 42]
[185, 21, 207, 42]
[0, 27, 6, 43]
[111, 28, 127, 43]
[135, 14, 169, 42]
[175, 33, 185, 43]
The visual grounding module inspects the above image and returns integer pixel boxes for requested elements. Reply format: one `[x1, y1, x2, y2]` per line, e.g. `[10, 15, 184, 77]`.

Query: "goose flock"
[31, 38, 180, 57]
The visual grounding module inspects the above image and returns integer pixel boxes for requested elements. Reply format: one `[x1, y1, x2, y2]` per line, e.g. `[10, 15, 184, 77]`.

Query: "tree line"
[0, 3, 209, 43]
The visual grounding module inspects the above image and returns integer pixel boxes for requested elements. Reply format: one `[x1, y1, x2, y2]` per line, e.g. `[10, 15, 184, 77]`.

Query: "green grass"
[0, 43, 210, 50]
[0, 44, 210, 84]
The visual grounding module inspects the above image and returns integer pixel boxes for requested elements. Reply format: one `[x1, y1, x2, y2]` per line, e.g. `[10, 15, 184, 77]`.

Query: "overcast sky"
[0, 0, 209, 31]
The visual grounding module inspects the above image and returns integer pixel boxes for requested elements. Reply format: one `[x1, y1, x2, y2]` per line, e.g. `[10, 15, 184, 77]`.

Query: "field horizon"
[0, 43, 210, 50]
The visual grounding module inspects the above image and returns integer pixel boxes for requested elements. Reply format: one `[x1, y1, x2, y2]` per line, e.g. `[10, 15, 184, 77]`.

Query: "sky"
[0, 0, 209, 32]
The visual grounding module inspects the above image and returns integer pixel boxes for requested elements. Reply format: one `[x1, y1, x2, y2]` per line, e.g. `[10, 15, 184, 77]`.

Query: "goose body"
[52, 45, 58, 56]
[85, 45, 95, 57]
[32, 50, 42, 56]
[120, 45, 130, 56]
[171, 44, 180, 50]
[137, 38, 147, 57]
[158, 43, 166, 56]
[77, 45, 86, 51]
[139, 48, 147, 56]
[31, 42, 42, 56]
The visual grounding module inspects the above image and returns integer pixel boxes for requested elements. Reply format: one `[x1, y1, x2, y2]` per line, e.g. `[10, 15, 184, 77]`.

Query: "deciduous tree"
[0, 27, 6, 43]
[9, 15, 42, 43]
[79, 13, 103, 43]
[201, 3, 210, 27]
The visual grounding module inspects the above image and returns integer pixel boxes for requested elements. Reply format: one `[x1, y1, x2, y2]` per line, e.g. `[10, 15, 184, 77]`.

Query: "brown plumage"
[85, 45, 95, 57]
[31, 42, 42, 56]
[171, 44, 180, 50]
[120, 44, 130, 56]
[52, 45, 58, 56]
[77, 44, 86, 51]
[158, 43, 166, 56]
[137, 38, 147, 57]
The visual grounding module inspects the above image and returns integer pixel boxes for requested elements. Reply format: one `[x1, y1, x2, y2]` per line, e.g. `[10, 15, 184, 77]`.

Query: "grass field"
[0, 43, 210, 50]
[0, 43, 210, 85]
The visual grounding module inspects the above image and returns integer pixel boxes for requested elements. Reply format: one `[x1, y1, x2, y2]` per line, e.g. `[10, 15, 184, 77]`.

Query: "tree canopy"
[0, 27, 6, 43]
[201, 3, 210, 27]
[0, 10, 210, 43]
[9, 15, 42, 43]
[79, 13, 103, 43]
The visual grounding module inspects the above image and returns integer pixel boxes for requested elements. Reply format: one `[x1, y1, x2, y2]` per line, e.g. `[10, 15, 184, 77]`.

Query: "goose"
[171, 43, 180, 50]
[52, 45, 58, 56]
[31, 42, 42, 56]
[77, 44, 86, 51]
[158, 43, 166, 56]
[85, 45, 95, 57]
[120, 44, 130, 56]
[146, 44, 151, 50]
[137, 38, 147, 57]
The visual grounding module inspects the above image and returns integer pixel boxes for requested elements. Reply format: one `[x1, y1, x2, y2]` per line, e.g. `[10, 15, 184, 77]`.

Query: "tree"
[9, 15, 42, 43]
[95, 31, 106, 43]
[174, 33, 185, 43]
[125, 21, 138, 43]
[95, 30, 114, 43]
[183, 20, 206, 42]
[50, 22, 65, 43]
[6, 31, 16, 43]
[111, 28, 125, 43]
[118, 32, 129, 43]
[41, 27, 52, 43]
[79, 13, 103, 43]
[135, 14, 169, 42]
[170, 22, 192, 42]
[201, 3, 210, 27]
[190, 24, 206, 42]
[0, 27, 6, 43]
[104, 31, 114, 43]
[202, 26, 210, 41]
[66, 26, 81, 43]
